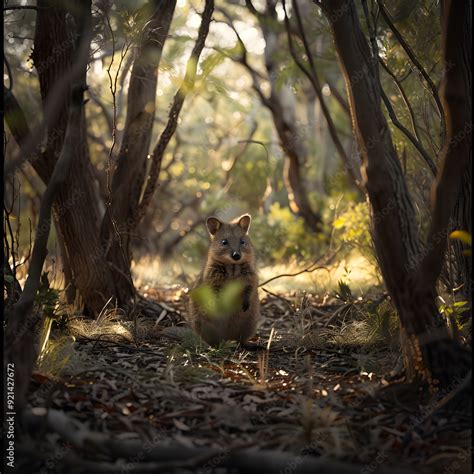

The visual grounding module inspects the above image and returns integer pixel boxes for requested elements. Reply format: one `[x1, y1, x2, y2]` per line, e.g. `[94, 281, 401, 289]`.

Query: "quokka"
[188, 214, 260, 347]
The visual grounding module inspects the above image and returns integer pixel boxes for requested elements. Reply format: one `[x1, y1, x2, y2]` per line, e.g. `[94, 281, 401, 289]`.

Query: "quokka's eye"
[240, 238, 246, 245]
[221, 239, 229, 246]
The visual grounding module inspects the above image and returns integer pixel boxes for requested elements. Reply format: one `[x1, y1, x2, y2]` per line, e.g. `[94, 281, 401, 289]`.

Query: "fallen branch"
[21, 407, 417, 474]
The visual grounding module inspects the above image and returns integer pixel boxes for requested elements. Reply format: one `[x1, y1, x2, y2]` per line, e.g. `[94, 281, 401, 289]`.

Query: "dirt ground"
[22, 286, 471, 473]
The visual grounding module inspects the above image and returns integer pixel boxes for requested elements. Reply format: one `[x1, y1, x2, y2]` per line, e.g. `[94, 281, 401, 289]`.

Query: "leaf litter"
[26, 285, 471, 473]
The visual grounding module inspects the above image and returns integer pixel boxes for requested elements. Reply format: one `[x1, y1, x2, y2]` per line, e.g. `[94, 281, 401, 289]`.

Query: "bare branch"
[282, 0, 362, 187]
[137, 0, 214, 220]
[379, 58, 424, 148]
[380, 87, 437, 175]
[418, 0, 472, 288]
[377, 1, 446, 144]
[259, 248, 339, 287]
[223, 121, 258, 191]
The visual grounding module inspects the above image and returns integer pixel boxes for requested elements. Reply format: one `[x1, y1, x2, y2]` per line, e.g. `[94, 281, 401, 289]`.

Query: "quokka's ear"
[237, 214, 251, 234]
[206, 216, 222, 237]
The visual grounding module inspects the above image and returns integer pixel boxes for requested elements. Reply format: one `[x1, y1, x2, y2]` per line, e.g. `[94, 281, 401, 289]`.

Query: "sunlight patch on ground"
[132, 256, 194, 290]
[132, 251, 380, 296]
[259, 253, 380, 296]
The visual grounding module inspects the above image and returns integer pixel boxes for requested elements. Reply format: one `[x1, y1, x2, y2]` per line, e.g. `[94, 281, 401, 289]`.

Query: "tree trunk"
[100, 0, 177, 308]
[320, 0, 471, 387]
[450, 169, 472, 299]
[31, 0, 116, 316]
[256, 1, 322, 231]
[5, 0, 92, 411]
[444, 0, 472, 301]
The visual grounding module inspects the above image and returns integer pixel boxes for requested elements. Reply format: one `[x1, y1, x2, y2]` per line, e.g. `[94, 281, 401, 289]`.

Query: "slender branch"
[213, 13, 273, 110]
[87, 89, 114, 135]
[361, 3, 436, 175]
[4, 255, 22, 304]
[258, 248, 340, 287]
[161, 217, 207, 255]
[137, 0, 214, 220]
[380, 87, 437, 175]
[4, 49, 92, 180]
[323, 76, 350, 117]
[223, 121, 258, 191]
[282, 0, 361, 187]
[379, 58, 423, 147]
[244, 0, 261, 18]
[377, 0, 446, 144]
[418, 0, 472, 288]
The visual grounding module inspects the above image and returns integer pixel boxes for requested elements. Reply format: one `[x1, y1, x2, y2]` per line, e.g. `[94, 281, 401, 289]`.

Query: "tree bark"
[450, 170, 472, 299]
[31, 0, 115, 316]
[421, 0, 472, 297]
[320, 0, 470, 387]
[251, 0, 323, 231]
[5, 1, 92, 411]
[100, 0, 177, 308]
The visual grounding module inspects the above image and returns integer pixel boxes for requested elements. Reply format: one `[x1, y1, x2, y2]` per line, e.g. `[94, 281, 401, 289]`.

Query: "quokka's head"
[206, 214, 254, 265]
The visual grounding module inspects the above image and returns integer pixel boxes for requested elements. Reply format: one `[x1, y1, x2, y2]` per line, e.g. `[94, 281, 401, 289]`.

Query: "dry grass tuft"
[68, 307, 132, 342]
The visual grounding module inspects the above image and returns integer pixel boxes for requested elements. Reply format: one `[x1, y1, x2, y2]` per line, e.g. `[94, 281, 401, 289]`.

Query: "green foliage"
[450, 231, 472, 256]
[35, 272, 60, 315]
[332, 202, 376, 266]
[37, 335, 76, 375]
[334, 279, 353, 303]
[332, 299, 399, 351]
[35, 272, 62, 364]
[438, 298, 470, 320]
[190, 280, 244, 317]
[226, 147, 269, 208]
[365, 300, 399, 347]
[251, 203, 324, 262]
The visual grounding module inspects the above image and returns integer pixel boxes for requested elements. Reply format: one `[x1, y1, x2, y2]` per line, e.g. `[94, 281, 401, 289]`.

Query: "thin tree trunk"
[100, 0, 177, 308]
[320, 0, 470, 387]
[259, 1, 322, 231]
[4, 2, 92, 411]
[437, 0, 472, 302]
[31, 0, 115, 316]
[450, 169, 472, 299]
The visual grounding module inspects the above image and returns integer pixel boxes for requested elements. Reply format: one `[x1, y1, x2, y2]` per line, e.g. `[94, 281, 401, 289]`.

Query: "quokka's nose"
[232, 251, 241, 261]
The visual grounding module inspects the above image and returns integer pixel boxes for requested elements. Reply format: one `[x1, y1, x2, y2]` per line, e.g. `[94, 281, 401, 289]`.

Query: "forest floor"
[22, 285, 471, 474]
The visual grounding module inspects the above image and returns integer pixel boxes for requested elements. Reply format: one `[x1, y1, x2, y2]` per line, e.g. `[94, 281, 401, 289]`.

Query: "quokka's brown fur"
[188, 214, 260, 346]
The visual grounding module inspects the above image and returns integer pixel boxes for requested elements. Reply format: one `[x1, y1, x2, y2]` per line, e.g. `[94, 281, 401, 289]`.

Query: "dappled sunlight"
[4, 1, 471, 473]
[132, 249, 379, 297]
[259, 252, 379, 296]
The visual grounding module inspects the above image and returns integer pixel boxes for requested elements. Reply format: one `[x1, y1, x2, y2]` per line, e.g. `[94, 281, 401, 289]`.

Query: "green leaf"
[335, 279, 353, 302]
[190, 280, 245, 318]
[190, 285, 219, 317]
[219, 280, 244, 314]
